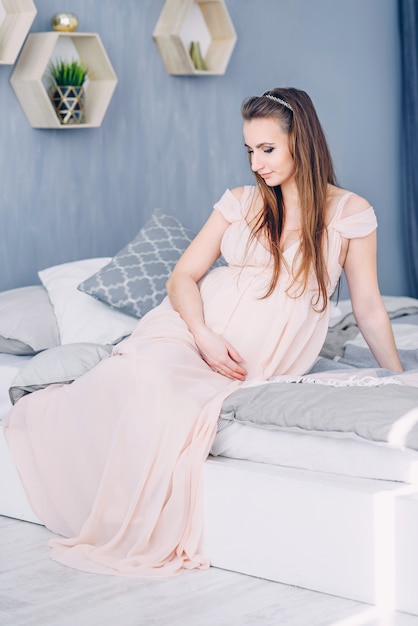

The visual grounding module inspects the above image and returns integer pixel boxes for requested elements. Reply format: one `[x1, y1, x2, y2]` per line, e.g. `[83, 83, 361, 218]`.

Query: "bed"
[1, 211, 418, 615]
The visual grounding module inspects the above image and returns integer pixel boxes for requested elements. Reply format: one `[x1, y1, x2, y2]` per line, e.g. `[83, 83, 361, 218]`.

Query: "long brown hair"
[241, 87, 337, 311]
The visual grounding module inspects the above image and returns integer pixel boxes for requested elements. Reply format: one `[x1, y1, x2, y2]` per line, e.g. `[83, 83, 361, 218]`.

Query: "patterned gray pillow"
[77, 209, 195, 318]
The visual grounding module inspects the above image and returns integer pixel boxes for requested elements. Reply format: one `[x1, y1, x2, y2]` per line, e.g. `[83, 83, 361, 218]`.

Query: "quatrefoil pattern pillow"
[78, 209, 195, 318]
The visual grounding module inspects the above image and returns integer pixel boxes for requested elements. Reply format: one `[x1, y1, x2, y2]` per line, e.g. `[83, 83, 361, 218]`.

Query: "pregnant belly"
[200, 267, 294, 374]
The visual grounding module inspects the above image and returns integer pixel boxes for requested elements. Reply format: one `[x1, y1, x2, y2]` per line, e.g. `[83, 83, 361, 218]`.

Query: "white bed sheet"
[211, 421, 418, 484]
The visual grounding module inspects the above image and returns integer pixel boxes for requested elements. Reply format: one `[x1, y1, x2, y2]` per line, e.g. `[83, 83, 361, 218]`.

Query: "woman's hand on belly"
[193, 326, 247, 381]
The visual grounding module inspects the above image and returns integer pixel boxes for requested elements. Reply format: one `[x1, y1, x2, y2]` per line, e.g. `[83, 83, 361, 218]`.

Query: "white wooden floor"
[1, 516, 418, 626]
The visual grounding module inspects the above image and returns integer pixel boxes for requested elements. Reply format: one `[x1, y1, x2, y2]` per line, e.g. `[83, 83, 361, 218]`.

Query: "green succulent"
[48, 58, 88, 87]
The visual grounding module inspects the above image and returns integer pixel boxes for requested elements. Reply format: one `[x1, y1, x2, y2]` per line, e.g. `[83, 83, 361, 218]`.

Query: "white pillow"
[0, 285, 60, 354]
[38, 259, 138, 345]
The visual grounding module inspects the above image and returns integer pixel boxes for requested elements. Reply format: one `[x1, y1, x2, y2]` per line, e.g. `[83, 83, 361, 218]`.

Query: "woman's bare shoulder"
[229, 186, 246, 201]
[328, 185, 371, 218]
[229, 185, 262, 221]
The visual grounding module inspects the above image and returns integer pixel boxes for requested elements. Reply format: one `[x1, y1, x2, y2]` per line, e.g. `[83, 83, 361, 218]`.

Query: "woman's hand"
[193, 326, 247, 381]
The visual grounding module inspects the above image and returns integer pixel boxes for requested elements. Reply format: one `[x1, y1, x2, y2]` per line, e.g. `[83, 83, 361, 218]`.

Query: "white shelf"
[10, 31, 118, 128]
[0, 0, 37, 65]
[153, 0, 237, 76]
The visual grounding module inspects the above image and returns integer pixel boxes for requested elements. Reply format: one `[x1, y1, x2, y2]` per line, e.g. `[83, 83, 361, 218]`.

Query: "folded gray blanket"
[220, 379, 418, 451]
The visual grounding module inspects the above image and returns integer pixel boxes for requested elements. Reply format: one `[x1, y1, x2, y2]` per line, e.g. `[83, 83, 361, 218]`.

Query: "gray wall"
[0, 0, 406, 297]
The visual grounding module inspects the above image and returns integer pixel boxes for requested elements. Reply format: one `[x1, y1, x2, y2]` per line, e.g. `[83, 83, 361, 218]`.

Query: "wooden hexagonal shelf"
[153, 0, 237, 75]
[10, 32, 118, 128]
[0, 0, 37, 65]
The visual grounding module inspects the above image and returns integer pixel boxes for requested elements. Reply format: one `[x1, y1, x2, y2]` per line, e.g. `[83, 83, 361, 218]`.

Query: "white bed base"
[202, 457, 418, 616]
[1, 430, 418, 616]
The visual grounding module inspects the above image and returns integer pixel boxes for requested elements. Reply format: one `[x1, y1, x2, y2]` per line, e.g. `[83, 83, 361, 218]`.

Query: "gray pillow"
[9, 342, 112, 404]
[77, 209, 195, 318]
[0, 286, 60, 355]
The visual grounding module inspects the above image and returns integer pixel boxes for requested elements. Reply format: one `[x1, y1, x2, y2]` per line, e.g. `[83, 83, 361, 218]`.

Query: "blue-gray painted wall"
[0, 0, 406, 297]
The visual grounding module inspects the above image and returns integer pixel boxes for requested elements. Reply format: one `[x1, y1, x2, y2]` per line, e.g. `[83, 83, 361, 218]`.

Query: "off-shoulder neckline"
[225, 186, 372, 228]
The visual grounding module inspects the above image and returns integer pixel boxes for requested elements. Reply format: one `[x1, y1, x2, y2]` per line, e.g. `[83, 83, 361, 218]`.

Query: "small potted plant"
[47, 58, 89, 125]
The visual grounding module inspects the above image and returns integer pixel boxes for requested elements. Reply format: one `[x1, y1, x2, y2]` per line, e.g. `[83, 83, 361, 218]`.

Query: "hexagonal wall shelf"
[153, 0, 237, 75]
[10, 32, 118, 128]
[0, 0, 37, 64]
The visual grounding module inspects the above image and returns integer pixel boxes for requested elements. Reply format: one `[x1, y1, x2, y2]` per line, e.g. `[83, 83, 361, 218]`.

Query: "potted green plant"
[47, 58, 89, 125]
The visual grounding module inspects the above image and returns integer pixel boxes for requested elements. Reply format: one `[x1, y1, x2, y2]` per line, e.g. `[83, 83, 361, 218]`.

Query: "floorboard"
[1, 516, 417, 626]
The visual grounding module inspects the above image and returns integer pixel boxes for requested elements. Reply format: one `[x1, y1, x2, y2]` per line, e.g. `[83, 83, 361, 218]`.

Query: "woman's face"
[243, 117, 295, 188]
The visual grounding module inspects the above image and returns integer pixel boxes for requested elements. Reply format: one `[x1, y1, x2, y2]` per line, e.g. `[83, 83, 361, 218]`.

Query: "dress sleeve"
[213, 188, 248, 223]
[332, 206, 378, 239]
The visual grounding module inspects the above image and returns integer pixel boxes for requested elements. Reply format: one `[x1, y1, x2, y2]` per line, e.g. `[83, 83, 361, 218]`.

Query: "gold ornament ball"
[51, 13, 79, 32]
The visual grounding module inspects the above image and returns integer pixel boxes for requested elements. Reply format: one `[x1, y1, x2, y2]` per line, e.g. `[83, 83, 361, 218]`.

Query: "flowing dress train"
[4, 186, 377, 576]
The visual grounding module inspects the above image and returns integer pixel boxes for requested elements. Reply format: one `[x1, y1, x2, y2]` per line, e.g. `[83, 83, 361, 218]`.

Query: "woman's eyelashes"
[245, 147, 274, 155]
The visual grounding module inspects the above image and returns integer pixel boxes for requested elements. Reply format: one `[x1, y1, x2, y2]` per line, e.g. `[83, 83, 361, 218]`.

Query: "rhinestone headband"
[264, 94, 293, 112]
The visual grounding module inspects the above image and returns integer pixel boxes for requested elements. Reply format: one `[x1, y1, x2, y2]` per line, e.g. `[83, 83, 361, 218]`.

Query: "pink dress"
[4, 186, 377, 577]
